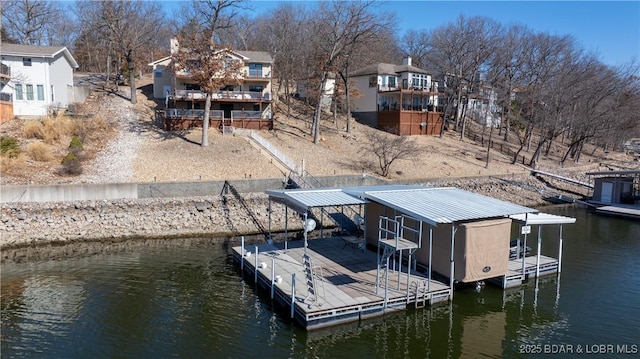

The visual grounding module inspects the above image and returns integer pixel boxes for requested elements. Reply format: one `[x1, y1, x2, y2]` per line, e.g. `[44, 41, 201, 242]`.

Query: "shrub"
[0, 136, 21, 158]
[22, 121, 44, 139]
[68, 135, 84, 153]
[60, 152, 83, 175]
[0, 153, 26, 173]
[27, 141, 54, 162]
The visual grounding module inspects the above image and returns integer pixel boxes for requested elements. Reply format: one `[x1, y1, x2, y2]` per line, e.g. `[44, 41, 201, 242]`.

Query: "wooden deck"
[232, 237, 451, 330]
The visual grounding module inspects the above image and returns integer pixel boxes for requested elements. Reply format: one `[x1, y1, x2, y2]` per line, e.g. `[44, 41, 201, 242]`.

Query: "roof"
[237, 50, 273, 64]
[267, 185, 537, 226]
[349, 62, 430, 77]
[266, 188, 367, 214]
[358, 187, 537, 226]
[148, 56, 172, 67]
[586, 170, 640, 177]
[510, 213, 576, 225]
[1, 43, 79, 68]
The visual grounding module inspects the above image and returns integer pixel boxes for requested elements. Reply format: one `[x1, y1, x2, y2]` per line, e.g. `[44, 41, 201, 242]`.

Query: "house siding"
[1, 49, 75, 118]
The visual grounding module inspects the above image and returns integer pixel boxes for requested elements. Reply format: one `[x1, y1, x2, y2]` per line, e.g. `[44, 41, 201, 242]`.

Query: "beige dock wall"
[415, 218, 511, 283]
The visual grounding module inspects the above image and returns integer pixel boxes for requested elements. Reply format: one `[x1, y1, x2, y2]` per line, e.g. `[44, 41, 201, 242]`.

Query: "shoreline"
[0, 174, 589, 264]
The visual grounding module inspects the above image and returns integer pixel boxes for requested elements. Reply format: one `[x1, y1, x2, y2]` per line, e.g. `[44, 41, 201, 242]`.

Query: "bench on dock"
[342, 235, 365, 253]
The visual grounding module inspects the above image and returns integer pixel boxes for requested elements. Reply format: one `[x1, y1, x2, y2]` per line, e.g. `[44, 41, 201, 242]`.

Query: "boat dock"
[595, 205, 640, 219]
[492, 255, 560, 288]
[232, 236, 451, 330]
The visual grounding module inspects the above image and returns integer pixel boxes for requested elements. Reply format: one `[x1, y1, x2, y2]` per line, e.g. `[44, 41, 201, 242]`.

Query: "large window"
[388, 76, 396, 88]
[26, 84, 34, 100]
[37, 85, 44, 101]
[15, 83, 23, 100]
[248, 63, 262, 77]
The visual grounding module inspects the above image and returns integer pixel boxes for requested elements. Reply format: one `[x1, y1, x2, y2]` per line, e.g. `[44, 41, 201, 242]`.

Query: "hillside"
[1, 74, 636, 197]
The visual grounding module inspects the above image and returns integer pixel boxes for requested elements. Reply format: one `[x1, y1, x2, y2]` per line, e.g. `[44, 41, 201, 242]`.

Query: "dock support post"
[558, 225, 563, 273]
[428, 226, 433, 292]
[535, 225, 542, 278]
[303, 211, 308, 255]
[449, 225, 455, 300]
[284, 207, 288, 252]
[268, 200, 272, 240]
[241, 236, 245, 272]
[255, 247, 259, 284]
[271, 257, 275, 299]
[290, 273, 296, 319]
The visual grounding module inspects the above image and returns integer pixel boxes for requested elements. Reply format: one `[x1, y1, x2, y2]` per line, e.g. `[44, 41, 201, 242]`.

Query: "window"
[26, 85, 34, 100]
[249, 85, 263, 92]
[51, 85, 55, 102]
[185, 83, 200, 91]
[369, 76, 377, 87]
[388, 76, 396, 88]
[15, 84, 23, 100]
[248, 63, 262, 77]
[37, 85, 44, 101]
[154, 68, 162, 78]
[22, 58, 32, 66]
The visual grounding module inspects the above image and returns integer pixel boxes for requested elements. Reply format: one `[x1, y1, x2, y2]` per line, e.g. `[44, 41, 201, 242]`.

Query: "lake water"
[1, 205, 639, 358]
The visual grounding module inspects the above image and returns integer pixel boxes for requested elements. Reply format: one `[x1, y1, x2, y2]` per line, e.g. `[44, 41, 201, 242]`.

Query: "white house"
[0, 43, 79, 119]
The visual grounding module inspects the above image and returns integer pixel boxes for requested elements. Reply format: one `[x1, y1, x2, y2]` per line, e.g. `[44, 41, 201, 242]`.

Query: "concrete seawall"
[1, 173, 584, 263]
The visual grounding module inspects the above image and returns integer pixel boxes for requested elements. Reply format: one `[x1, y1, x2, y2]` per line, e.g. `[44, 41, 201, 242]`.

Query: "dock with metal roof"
[232, 185, 576, 330]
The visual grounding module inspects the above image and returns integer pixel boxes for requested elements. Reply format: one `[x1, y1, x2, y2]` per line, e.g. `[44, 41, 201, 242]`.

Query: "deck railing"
[231, 110, 263, 119]
[165, 108, 224, 119]
[247, 69, 271, 78]
[174, 90, 271, 101]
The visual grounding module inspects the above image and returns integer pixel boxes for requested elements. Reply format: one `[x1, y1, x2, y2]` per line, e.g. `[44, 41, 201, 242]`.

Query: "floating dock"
[595, 205, 640, 219]
[491, 255, 560, 288]
[232, 237, 451, 330]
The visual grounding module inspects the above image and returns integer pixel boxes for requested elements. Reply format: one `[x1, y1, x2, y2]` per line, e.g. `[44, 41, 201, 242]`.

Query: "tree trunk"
[485, 120, 494, 168]
[345, 79, 351, 133]
[313, 72, 329, 144]
[202, 93, 211, 147]
[127, 51, 137, 104]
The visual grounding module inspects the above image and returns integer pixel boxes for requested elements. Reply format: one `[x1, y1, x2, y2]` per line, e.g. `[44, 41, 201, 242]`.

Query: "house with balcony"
[149, 39, 273, 131]
[0, 43, 79, 121]
[349, 57, 443, 136]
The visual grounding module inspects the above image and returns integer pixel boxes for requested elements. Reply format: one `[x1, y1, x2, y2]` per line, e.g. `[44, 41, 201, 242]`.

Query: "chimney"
[403, 56, 412, 66]
[170, 38, 179, 54]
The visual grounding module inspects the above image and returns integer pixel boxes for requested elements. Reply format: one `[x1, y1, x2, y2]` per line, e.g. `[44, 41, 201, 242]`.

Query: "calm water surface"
[2, 205, 639, 358]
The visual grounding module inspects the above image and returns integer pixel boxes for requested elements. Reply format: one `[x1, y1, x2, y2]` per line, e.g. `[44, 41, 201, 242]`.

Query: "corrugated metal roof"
[510, 213, 576, 225]
[266, 188, 367, 213]
[362, 187, 537, 226]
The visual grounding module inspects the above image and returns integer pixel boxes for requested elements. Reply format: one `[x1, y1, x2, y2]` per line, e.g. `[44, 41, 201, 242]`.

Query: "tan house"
[149, 39, 273, 131]
[349, 57, 443, 136]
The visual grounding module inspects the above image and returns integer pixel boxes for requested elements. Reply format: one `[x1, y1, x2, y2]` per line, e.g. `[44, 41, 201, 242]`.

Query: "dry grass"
[22, 121, 44, 139]
[0, 153, 27, 175]
[27, 141, 54, 162]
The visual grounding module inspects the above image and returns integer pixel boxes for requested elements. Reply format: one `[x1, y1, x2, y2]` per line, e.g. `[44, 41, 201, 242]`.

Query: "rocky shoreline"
[0, 174, 589, 264]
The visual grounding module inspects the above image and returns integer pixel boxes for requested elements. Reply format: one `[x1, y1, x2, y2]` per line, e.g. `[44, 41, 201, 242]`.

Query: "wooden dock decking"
[232, 237, 451, 330]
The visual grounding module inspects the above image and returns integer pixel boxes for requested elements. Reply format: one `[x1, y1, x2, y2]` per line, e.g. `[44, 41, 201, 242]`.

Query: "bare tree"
[1, 0, 60, 45]
[308, 0, 390, 144]
[173, 0, 246, 147]
[364, 131, 421, 177]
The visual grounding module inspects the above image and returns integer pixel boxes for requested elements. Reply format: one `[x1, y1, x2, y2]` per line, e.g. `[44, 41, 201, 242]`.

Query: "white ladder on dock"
[302, 254, 324, 308]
